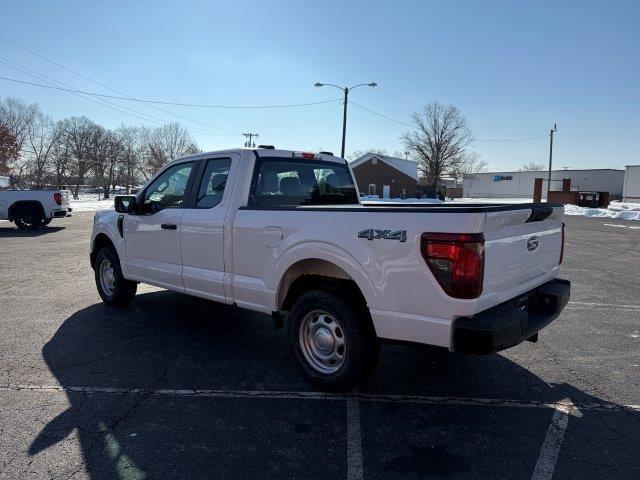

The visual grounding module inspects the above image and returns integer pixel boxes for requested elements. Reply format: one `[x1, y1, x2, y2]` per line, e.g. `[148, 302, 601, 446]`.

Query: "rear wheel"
[40, 218, 52, 227]
[287, 289, 379, 391]
[94, 246, 137, 307]
[14, 207, 44, 230]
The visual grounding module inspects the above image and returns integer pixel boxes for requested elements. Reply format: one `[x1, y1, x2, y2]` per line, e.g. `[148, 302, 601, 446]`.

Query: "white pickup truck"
[0, 189, 72, 229]
[90, 147, 570, 390]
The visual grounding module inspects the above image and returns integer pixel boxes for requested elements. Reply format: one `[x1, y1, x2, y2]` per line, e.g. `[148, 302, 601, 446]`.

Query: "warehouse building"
[622, 165, 640, 202]
[462, 169, 625, 200]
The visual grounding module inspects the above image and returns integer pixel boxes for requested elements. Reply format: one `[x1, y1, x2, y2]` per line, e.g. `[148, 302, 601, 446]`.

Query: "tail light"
[559, 222, 565, 264]
[421, 233, 485, 299]
[54, 192, 63, 205]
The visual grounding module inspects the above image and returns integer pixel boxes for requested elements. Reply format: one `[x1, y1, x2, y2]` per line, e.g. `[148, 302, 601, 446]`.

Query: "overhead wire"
[349, 100, 550, 142]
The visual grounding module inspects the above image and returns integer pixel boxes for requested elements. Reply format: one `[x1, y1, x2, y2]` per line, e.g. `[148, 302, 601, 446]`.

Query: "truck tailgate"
[483, 208, 563, 304]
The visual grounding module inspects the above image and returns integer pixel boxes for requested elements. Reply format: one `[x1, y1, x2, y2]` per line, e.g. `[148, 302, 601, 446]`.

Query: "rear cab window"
[248, 158, 358, 207]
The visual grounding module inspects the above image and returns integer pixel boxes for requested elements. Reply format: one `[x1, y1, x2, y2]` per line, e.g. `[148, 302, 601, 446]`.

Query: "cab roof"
[169, 148, 346, 165]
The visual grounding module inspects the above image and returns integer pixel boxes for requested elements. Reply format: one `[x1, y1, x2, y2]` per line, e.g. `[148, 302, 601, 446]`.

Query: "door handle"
[161, 223, 177, 230]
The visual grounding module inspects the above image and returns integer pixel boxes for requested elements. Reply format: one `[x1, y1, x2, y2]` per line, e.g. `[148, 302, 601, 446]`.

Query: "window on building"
[368, 184, 376, 196]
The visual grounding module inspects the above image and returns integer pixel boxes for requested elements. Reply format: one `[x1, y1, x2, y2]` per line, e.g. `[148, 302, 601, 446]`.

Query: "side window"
[196, 158, 231, 208]
[249, 158, 358, 207]
[142, 162, 194, 213]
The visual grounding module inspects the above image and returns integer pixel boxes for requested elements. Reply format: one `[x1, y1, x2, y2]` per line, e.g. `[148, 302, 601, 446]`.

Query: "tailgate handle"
[526, 205, 553, 223]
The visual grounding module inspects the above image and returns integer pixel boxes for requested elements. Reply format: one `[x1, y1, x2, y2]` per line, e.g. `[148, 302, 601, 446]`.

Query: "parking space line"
[568, 301, 640, 310]
[531, 398, 575, 480]
[1, 384, 638, 413]
[346, 398, 363, 480]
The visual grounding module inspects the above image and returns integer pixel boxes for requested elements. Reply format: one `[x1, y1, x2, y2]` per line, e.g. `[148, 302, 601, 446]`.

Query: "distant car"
[90, 147, 570, 391]
[0, 189, 72, 229]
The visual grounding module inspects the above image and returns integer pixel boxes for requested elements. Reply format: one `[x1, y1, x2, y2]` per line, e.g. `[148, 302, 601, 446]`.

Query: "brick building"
[350, 153, 419, 198]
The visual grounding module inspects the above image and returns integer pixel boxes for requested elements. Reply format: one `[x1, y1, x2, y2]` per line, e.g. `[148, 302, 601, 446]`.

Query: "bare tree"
[0, 123, 20, 176]
[23, 110, 62, 188]
[347, 148, 388, 161]
[140, 123, 199, 178]
[51, 141, 72, 189]
[59, 116, 101, 199]
[116, 125, 141, 194]
[92, 129, 125, 199]
[402, 101, 475, 189]
[521, 161, 545, 171]
[452, 151, 488, 182]
[0, 97, 37, 153]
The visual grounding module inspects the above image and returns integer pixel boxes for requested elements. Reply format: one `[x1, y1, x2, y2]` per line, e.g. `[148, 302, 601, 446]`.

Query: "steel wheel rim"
[299, 309, 346, 374]
[18, 215, 34, 227]
[99, 258, 116, 296]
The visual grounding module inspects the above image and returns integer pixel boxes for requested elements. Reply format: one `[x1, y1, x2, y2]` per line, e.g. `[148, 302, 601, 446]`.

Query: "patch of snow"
[607, 201, 640, 212]
[563, 203, 640, 221]
[70, 194, 114, 212]
[450, 197, 537, 204]
[361, 197, 444, 204]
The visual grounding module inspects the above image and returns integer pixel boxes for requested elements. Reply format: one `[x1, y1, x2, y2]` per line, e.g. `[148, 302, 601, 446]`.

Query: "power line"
[0, 60, 239, 135]
[474, 134, 550, 142]
[0, 74, 341, 110]
[0, 59, 238, 137]
[348, 100, 412, 127]
[349, 100, 551, 143]
[0, 35, 242, 134]
[0, 35, 341, 112]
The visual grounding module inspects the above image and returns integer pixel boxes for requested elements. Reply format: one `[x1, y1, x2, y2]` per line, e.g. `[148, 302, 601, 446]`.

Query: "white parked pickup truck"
[0, 189, 71, 229]
[90, 148, 570, 390]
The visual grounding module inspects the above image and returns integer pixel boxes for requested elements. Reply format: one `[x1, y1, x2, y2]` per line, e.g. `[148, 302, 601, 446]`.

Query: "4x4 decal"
[358, 229, 407, 242]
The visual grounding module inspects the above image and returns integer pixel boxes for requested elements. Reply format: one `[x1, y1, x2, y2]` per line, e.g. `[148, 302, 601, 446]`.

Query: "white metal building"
[622, 165, 640, 202]
[462, 169, 625, 200]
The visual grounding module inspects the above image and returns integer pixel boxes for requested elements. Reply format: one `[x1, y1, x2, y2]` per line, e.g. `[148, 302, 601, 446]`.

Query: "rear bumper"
[452, 278, 570, 354]
[51, 207, 72, 218]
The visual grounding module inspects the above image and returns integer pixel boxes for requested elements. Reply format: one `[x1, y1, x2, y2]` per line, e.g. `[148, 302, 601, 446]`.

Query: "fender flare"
[90, 220, 129, 277]
[270, 241, 378, 310]
[8, 200, 45, 221]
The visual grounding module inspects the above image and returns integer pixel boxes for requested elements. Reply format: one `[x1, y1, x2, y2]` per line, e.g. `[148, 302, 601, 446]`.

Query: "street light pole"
[314, 82, 377, 158]
[547, 124, 557, 198]
[341, 87, 349, 158]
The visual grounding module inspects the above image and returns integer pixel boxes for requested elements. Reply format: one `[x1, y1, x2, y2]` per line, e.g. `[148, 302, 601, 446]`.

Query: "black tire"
[14, 208, 44, 230]
[41, 218, 52, 227]
[94, 246, 137, 307]
[287, 289, 379, 392]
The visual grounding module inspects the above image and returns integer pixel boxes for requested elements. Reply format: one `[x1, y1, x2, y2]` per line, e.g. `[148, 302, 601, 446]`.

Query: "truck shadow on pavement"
[0, 226, 65, 237]
[30, 290, 640, 479]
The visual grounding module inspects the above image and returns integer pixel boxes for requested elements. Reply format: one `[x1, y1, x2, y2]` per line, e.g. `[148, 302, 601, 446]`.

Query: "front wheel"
[287, 290, 379, 391]
[94, 246, 137, 307]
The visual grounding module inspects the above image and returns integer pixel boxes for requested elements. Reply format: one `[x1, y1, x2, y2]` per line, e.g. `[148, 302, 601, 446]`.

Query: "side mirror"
[114, 195, 137, 214]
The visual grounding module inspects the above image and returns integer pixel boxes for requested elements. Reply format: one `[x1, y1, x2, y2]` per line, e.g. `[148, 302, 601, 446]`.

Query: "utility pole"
[547, 124, 557, 198]
[243, 133, 259, 148]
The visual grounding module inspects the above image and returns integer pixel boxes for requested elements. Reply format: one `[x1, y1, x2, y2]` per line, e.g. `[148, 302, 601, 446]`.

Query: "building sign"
[493, 175, 513, 182]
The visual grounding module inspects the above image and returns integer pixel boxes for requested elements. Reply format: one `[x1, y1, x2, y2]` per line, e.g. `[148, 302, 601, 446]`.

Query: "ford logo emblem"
[527, 236, 539, 252]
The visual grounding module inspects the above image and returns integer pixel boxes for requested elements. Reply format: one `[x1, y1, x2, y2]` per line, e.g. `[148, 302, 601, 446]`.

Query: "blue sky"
[1, 0, 638, 170]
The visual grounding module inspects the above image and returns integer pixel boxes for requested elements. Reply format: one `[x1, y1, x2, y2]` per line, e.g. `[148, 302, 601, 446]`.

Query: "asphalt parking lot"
[0, 212, 639, 479]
